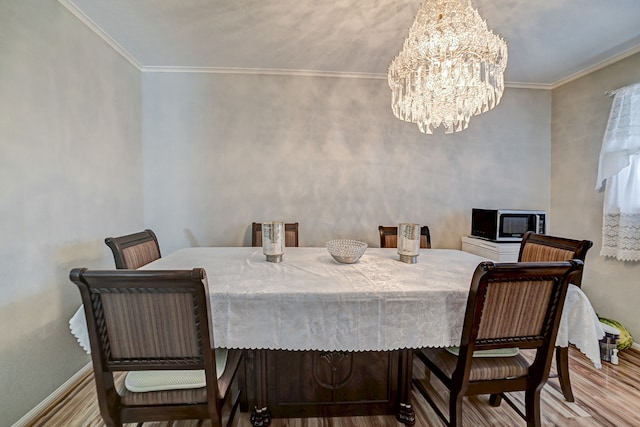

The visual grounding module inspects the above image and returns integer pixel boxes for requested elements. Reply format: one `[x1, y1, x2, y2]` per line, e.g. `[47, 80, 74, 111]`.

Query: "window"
[595, 82, 640, 261]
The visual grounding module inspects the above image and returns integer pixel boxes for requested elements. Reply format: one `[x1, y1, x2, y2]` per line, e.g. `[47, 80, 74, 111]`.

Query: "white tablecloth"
[70, 247, 604, 367]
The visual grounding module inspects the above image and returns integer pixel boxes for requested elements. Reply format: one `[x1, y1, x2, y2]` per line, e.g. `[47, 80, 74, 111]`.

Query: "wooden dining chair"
[252, 222, 299, 247]
[378, 225, 431, 249]
[69, 268, 243, 427]
[104, 229, 161, 269]
[413, 260, 583, 427]
[518, 231, 593, 402]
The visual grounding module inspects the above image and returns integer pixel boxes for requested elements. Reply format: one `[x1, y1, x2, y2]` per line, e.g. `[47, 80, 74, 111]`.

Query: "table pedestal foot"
[251, 406, 271, 427]
[396, 402, 415, 425]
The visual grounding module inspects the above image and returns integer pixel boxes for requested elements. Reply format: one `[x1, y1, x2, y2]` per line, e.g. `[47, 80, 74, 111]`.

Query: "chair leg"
[449, 393, 464, 427]
[489, 393, 503, 407]
[524, 387, 542, 427]
[556, 346, 575, 402]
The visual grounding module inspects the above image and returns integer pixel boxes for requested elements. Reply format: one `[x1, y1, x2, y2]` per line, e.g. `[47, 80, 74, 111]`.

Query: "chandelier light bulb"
[388, 0, 508, 134]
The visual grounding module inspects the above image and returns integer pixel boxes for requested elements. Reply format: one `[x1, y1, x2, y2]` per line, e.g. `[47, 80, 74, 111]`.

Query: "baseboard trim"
[12, 362, 92, 427]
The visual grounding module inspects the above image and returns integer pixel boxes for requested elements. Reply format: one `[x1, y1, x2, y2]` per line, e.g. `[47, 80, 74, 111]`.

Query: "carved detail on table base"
[250, 406, 271, 427]
[396, 402, 416, 425]
[314, 351, 353, 389]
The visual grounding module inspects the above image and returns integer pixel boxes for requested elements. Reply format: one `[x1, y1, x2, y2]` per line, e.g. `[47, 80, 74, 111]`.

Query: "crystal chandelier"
[388, 0, 508, 134]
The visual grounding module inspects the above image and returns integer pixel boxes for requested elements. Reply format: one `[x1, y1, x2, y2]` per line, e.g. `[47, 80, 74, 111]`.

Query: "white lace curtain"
[595, 82, 640, 261]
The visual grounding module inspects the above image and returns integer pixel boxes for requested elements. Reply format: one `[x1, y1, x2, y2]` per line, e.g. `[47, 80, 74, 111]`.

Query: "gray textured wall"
[0, 1, 142, 424]
[142, 72, 551, 254]
[551, 52, 640, 341]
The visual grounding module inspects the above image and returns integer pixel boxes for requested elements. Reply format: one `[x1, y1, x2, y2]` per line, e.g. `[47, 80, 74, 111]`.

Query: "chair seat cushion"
[117, 375, 208, 406]
[445, 346, 519, 358]
[124, 348, 228, 392]
[419, 347, 530, 381]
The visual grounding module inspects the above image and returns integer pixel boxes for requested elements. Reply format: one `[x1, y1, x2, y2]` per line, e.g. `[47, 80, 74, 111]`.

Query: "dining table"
[70, 246, 604, 425]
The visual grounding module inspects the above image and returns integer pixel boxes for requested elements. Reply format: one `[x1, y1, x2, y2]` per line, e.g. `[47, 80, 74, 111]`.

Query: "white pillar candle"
[262, 221, 285, 263]
[398, 223, 421, 263]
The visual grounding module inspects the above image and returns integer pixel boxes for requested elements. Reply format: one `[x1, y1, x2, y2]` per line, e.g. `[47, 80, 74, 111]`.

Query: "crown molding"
[504, 82, 553, 90]
[141, 66, 388, 80]
[551, 44, 640, 89]
[141, 66, 555, 90]
[58, 0, 143, 70]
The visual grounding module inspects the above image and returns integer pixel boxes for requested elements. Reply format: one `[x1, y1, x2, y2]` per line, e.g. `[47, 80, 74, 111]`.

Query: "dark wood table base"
[245, 349, 415, 426]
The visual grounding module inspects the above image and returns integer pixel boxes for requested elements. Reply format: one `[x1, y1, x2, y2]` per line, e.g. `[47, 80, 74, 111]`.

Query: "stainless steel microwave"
[471, 208, 546, 242]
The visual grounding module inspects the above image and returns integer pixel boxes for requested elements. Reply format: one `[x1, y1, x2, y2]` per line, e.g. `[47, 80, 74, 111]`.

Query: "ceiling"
[60, 0, 640, 88]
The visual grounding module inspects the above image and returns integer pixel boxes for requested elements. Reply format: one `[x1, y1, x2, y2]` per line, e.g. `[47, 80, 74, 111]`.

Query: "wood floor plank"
[25, 347, 640, 426]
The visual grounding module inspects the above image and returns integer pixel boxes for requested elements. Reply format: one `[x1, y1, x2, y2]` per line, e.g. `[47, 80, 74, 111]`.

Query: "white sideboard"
[461, 236, 521, 262]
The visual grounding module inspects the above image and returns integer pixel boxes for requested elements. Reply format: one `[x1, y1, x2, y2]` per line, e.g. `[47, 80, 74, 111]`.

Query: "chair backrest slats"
[100, 292, 201, 361]
[120, 240, 161, 270]
[477, 279, 555, 341]
[105, 229, 161, 269]
[521, 243, 575, 262]
[518, 231, 593, 288]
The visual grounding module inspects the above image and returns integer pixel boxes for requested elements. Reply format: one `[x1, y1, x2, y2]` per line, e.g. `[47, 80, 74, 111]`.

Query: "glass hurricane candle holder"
[262, 221, 285, 263]
[398, 223, 421, 264]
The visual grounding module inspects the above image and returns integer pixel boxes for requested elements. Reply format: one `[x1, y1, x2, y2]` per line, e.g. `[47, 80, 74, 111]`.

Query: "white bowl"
[326, 239, 368, 264]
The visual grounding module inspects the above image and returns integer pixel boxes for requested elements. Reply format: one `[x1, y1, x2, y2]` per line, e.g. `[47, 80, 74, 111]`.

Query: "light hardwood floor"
[27, 347, 640, 426]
